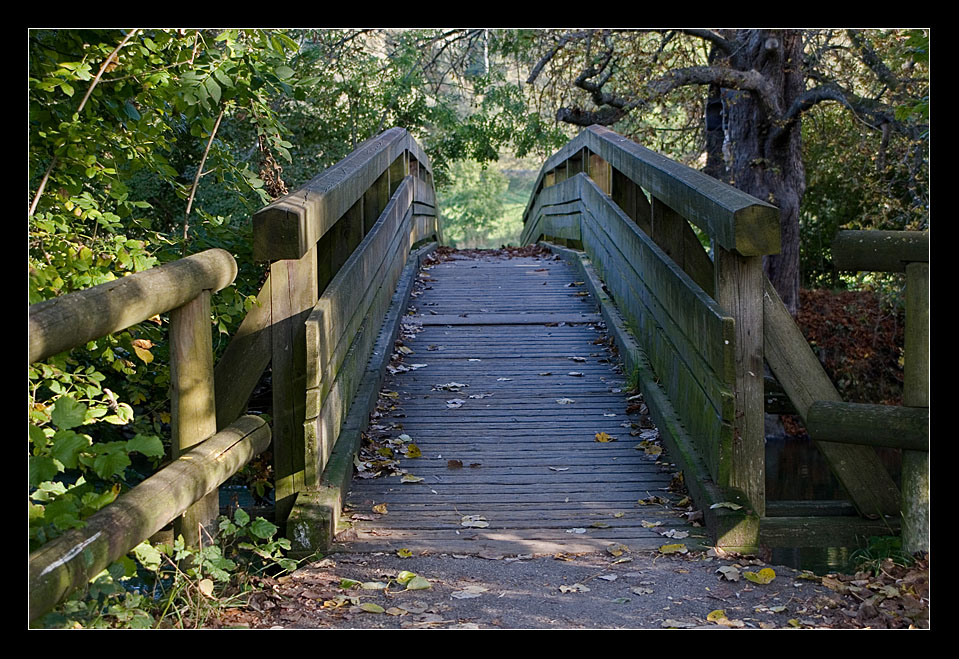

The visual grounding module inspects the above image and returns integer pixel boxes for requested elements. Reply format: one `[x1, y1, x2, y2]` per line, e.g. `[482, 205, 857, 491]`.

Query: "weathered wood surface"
[762, 278, 901, 518]
[832, 230, 929, 272]
[30, 415, 270, 622]
[523, 125, 780, 256]
[253, 127, 432, 262]
[806, 401, 928, 451]
[337, 253, 701, 555]
[29, 248, 237, 364]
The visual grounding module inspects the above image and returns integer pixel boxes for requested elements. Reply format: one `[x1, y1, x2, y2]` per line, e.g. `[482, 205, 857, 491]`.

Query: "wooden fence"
[29, 249, 271, 621]
[522, 125, 927, 552]
[29, 127, 442, 621]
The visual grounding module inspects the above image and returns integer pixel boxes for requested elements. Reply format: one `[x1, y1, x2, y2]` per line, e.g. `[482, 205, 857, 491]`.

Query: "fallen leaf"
[405, 443, 422, 458]
[360, 581, 389, 590]
[566, 527, 587, 534]
[451, 585, 487, 599]
[707, 609, 727, 622]
[709, 501, 743, 510]
[556, 398, 575, 405]
[548, 466, 570, 472]
[372, 503, 388, 515]
[594, 432, 616, 443]
[569, 356, 587, 362]
[568, 371, 584, 377]
[405, 576, 431, 590]
[632, 587, 654, 595]
[447, 459, 464, 469]
[461, 515, 490, 528]
[446, 399, 466, 409]
[744, 567, 776, 585]
[396, 548, 413, 558]
[658, 543, 688, 555]
[716, 565, 741, 582]
[606, 543, 629, 557]
[641, 520, 663, 528]
[559, 583, 590, 593]
[659, 529, 689, 539]
[358, 603, 385, 614]
[496, 377, 512, 381]
[396, 571, 417, 585]
[400, 474, 424, 483]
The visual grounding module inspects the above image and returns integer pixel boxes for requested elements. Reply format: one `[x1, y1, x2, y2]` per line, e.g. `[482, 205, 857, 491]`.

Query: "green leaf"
[274, 65, 294, 80]
[51, 429, 91, 469]
[233, 507, 250, 527]
[204, 76, 221, 104]
[126, 434, 164, 458]
[50, 395, 87, 430]
[29, 456, 60, 487]
[92, 445, 131, 480]
[248, 517, 278, 540]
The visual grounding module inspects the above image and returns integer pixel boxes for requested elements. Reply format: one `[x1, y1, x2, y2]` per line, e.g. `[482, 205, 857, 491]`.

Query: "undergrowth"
[34, 508, 305, 629]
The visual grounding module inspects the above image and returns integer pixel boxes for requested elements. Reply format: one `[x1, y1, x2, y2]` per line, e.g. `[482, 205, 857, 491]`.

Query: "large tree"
[520, 28, 929, 314]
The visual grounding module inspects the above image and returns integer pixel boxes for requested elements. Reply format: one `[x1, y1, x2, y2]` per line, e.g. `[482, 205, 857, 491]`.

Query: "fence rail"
[28, 248, 270, 622]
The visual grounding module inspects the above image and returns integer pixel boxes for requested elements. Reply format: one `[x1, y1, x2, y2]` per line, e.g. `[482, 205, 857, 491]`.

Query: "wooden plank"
[522, 126, 781, 256]
[762, 277, 901, 517]
[902, 261, 929, 553]
[214, 275, 272, 430]
[339, 254, 693, 555]
[253, 128, 407, 261]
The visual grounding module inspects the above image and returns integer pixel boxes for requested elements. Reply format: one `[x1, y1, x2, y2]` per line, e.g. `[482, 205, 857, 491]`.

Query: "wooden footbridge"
[29, 126, 929, 620]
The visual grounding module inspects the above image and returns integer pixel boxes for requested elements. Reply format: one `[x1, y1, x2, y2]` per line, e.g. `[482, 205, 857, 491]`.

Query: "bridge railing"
[522, 125, 920, 551]
[239, 127, 441, 529]
[522, 125, 780, 549]
[29, 127, 442, 620]
[29, 249, 272, 621]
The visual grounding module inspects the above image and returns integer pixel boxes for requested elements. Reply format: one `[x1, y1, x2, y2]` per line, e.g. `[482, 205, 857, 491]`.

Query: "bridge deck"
[335, 249, 703, 556]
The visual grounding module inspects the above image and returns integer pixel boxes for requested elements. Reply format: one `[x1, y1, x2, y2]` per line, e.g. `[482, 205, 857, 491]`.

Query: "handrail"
[29, 248, 237, 364]
[522, 127, 922, 551]
[825, 229, 929, 553]
[28, 248, 272, 622]
[522, 124, 780, 256]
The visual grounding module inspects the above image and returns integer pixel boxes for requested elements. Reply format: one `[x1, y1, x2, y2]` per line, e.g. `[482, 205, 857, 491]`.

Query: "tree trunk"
[720, 30, 806, 315]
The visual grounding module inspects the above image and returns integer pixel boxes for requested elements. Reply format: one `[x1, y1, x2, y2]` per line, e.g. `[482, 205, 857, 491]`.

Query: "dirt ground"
[210, 547, 928, 630]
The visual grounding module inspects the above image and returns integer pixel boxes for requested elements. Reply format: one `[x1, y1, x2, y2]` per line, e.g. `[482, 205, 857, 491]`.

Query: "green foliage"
[28, 29, 569, 600]
[439, 160, 509, 247]
[851, 535, 915, 576]
[35, 509, 300, 629]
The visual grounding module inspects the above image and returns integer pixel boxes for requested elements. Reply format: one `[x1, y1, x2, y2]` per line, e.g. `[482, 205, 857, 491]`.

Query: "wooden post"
[611, 168, 651, 235]
[270, 246, 318, 524]
[588, 152, 611, 195]
[714, 247, 765, 516]
[169, 290, 219, 545]
[902, 261, 929, 553]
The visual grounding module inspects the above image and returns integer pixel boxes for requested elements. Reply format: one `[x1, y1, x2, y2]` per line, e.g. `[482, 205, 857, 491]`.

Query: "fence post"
[714, 247, 765, 516]
[169, 289, 219, 545]
[902, 261, 929, 553]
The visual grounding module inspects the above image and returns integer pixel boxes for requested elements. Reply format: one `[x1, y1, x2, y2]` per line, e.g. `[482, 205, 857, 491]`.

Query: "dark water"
[765, 433, 903, 574]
